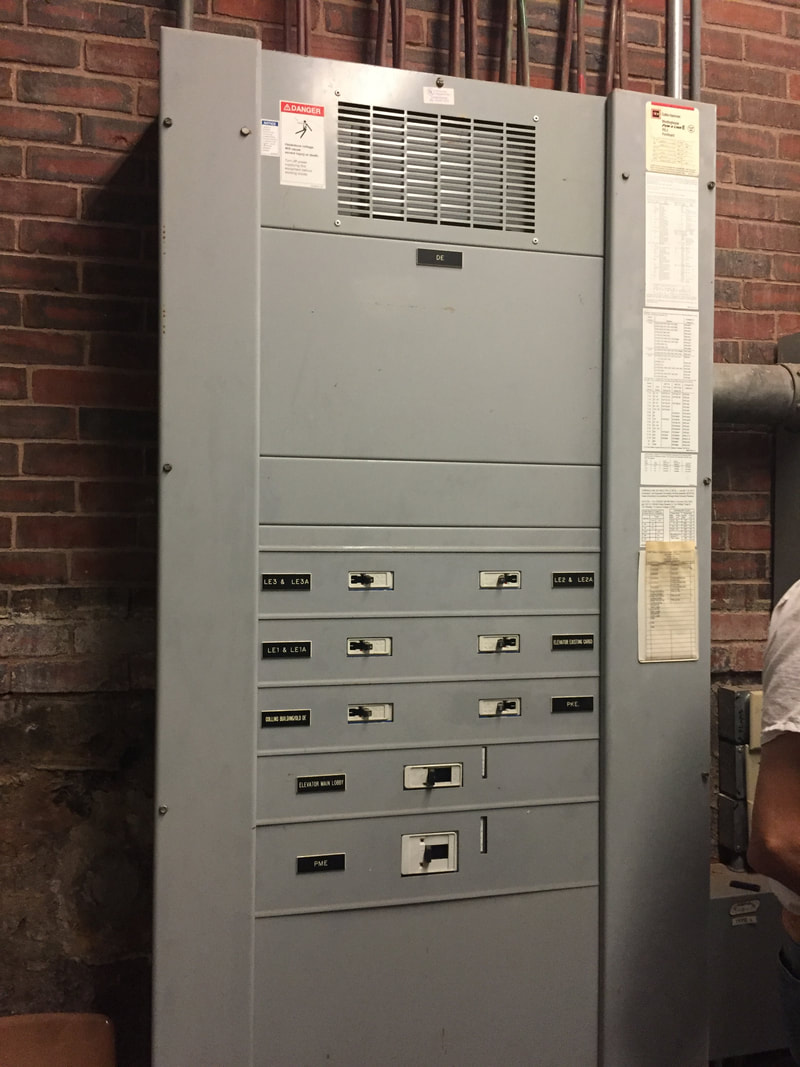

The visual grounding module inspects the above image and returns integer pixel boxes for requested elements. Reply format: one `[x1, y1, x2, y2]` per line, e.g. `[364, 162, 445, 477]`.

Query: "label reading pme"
[261, 709, 311, 728]
[297, 853, 346, 874]
[262, 641, 312, 659]
[551, 634, 595, 650]
[552, 572, 595, 588]
[416, 248, 463, 269]
[262, 573, 311, 591]
[297, 774, 346, 793]
[552, 696, 594, 713]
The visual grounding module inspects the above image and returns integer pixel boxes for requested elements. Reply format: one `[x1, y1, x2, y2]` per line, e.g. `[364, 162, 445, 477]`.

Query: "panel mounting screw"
[703, 476, 711, 485]
[162, 463, 172, 473]
[334, 219, 341, 227]
[532, 237, 539, 244]
[240, 126, 251, 136]
[158, 805, 168, 815]
[707, 180, 716, 190]
[162, 117, 172, 127]
[335, 89, 340, 96]
[436, 77, 444, 88]
[533, 114, 539, 122]
[622, 172, 630, 180]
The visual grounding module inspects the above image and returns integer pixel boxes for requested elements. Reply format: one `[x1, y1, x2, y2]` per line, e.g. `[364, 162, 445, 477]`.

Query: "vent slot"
[337, 103, 535, 234]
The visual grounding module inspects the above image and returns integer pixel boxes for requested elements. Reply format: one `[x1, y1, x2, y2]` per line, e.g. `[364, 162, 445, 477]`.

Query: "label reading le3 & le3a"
[262, 573, 311, 591]
[551, 634, 595, 651]
[262, 641, 312, 659]
[552, 572, 595, 588]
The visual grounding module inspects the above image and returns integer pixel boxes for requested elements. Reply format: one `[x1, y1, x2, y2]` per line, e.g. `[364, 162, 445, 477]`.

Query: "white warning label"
[646, 101, 700, 177]
[279, 101, 325, 189]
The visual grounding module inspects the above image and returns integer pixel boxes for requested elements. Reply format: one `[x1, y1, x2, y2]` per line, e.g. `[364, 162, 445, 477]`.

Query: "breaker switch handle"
[349, 639, 374, 653]
[495, 636, 517, 650]
[497, 573, 518, 585]
[350, 573, 375, 585]
[350, 705, 373, 719]
[421, 843, 449, 865]
[496, 699, 516, 713]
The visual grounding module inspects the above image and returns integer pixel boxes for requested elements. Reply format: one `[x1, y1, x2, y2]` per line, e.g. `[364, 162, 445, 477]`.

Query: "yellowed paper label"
[646, 101, 700, 176]
[638, 541, 699, 663]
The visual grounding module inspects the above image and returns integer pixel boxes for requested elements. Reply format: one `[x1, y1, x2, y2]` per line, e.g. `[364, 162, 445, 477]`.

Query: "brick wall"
[0, 0, 795, 1061]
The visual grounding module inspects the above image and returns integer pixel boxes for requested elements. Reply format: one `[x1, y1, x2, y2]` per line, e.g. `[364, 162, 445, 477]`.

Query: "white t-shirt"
[761, 578, 800, 913]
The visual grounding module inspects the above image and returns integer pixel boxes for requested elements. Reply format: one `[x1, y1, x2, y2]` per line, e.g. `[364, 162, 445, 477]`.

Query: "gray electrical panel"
[157, 30, 716, 1067]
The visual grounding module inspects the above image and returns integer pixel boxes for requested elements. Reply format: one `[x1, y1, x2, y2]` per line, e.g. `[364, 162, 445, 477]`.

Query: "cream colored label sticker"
[638, 541, 698, 663]
[645, 173, 699, 310]
[646, 101, 700, 176]
[423, 86, 455, 105]
[279, 101, 326, 189]
[261, 118, 279, 157]
[640, 486, 696, 546]
[642, 309, 699, 453]
[641, 453, 697, 486]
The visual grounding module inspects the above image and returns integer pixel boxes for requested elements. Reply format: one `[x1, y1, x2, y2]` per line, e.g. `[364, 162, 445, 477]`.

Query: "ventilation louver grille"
[337, 103, 536, 233]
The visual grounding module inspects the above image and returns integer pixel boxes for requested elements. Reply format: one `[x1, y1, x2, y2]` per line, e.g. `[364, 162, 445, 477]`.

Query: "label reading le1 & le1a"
[297, 853, 346, 874]
[260, 709, 311, 728]
[262, 641, 312, 659]
[552, 696, 594, 714]
[261, 573, 311, 591]
[416, 248, 463, 269]
[297, 774, 346, 794]
[551, 634, 595, 651]
[552, 572, 595, 588]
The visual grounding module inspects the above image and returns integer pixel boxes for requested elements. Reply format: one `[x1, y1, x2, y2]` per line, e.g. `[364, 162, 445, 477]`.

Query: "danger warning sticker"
[279, 100, 326, 189]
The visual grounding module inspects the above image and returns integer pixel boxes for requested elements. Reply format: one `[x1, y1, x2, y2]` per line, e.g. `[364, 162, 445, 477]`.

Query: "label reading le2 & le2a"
[261, 573, 311, 591]
[552, 572, 595, 588]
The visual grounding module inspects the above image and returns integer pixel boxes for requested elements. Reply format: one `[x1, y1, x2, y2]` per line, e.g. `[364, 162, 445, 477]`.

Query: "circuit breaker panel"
[158, 30, 716, 1067]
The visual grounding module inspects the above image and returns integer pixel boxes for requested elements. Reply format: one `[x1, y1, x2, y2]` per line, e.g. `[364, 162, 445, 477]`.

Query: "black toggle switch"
[349, 639, 373, 653]
[424, 766, 453, 788]
[497, 573, 518, 585]
[422, 843, 449, 864]
[349, 705, 373, 719]
[350, 573, 375, 585]
[495, 636, 517, 650]
[496, 699, 516, 714]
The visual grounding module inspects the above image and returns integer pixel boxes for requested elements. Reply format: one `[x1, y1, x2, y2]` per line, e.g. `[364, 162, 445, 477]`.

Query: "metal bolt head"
[162, 463, 172, 473]
[240, 126, 251, 137]
[162, 117, 173, 127]
[334, 89, 340, 97]
[703, 476, 711, 486]
[334, 219, 341, 227]
[533, 114, 539, 122]
[158, 805, 168, 816]
[532, 237, 539, 245]
[707, 180, 716, 190]
[436, 77, 444, 88]
[622, 172, 630, 180]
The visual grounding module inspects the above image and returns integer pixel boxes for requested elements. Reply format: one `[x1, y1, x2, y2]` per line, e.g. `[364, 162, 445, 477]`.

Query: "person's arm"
[748, 731, 800, 897]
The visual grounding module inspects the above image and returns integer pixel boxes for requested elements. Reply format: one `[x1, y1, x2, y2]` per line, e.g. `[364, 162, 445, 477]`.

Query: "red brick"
[742, 97, 800, 131]
[0, 218, 15, 250]
[714, 309, 775, 341]
[745, 33, 800, 68]
[705, 0, 782, 33]
[789, 74, 800, 102]
[711, 611, 770, 642]
[706, 59, 784, 98]
[80, 114, 153, 152]
[0, 67, 10, 100]
[27, 146, 144, 186]
[718, 125, 776, 159]
[699, 89, 739, 123]
[19, 220, 140, 260]
[0, 622, 71, 656]
[22, 442, 142, 478]
[736, 158, 800, 193]
[0, 367, 27, 400]
[777, 313, 800, 336]
[0, 254, 78, 293]
[83, 262, 156, 298]
[0, 480, 74, 513]
[740, 221, 800, 253]
[0, 145, 22, 176]
[0, 517, 10, 547]
[774, 254, 800, 282]
[137, 83, 159, 117]
[716, 188, 775, 222]
[81, 187, 156, 225]
[79, 479, 155, 513]
[715, 340, 740, 363]
[0, 294, 21, 326]
[743, 281, 799, 311]
[18, 71, 134, 114]
[32, 368, 156, 408]
[0, 0, 23, 20]
[779, 135, 800, 164]
[190, 16, 260, 38]
[727, 524, 771, 551]
[0, 105, 76, 144]
[0, 552, 67, 584]
[24, 294, 142, 332]
[71, 550, 155, 582]
[88, 333, 157, 370]
[0, 406, 75, 440]
[717, 155, 734, 184]
[742, 341, 778, 364]
[712, 493, 770, 522]
[0, 329, 84, 365]
[0, 443, 19, 474]
[711, 645, 730, 674]
[712, 552, 768, 581]
[0, 180, 77, 218]
[10, 658, 129, 692]
[715, 279, 741, 308]
[16, 515, 136, 549]
[711, 523, 727, 551]
[27, 0, 146, 37]
[702, 27, 743, 60]
[85, 40, 159, 79]
[715, 249, 770, 279]
[716, 217, 737, 249]
[0, 28, 81, 67]
[727, 643, 767, 673]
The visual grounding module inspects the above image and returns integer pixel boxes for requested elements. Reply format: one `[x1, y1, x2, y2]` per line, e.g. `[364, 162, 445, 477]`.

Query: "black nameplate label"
[297, 774, 346, 793]
[261, 709, 311, 728]
[262, 641, 312, 659]
[551, 634, 595, 650]
[297, 853, 346, 874]
[552, 696, 594, 714]
[552, 571, 595, 588]
[262, 572, 311, 591]
[416, 248, 463, 269]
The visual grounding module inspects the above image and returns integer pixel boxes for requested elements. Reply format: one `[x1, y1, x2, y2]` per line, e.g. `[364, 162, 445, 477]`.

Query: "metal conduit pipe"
[690, 0, 701, 100]
[178, 0, 193, 30]
[666, 0, 683, 98]
[713, 363, 800, 428]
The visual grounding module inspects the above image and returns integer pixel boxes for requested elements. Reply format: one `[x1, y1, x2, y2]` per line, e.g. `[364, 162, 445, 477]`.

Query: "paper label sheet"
[638, 541, 699, 663]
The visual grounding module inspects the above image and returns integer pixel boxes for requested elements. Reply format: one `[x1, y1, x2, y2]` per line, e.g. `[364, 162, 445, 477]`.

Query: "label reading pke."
[552, 696, 594, 713]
